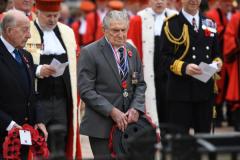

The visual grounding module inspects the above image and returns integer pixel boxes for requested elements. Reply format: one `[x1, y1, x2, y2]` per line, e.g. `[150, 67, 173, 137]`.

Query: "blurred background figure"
[125, 0, 140, 17]
[81, 0, 124, 45]
[206, 0, 234, 127]
[71, 0, 96, 57]
[13, 0, 36, 20]
[60, 3, 71, 25]
[223, 1, 240, 131]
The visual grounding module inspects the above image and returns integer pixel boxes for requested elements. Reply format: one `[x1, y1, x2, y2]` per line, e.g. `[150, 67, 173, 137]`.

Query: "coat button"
[206, 55, 209, 59]
[192, 46, 196, 51]
[206, 46, 210, 50]
[27, 102, 30, 106]
[192, 55, 196, 59]
[25, 117, 28, 121]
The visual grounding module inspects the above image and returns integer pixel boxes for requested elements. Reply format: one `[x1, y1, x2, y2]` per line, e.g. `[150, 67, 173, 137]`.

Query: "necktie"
[192, 17, 198, 32]
[118, 47, 128, 81]
[13, 49, 23, 64]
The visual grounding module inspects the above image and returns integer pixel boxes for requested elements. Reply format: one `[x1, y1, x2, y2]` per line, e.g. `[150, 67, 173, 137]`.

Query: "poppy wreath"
[3, 124, 49, 159]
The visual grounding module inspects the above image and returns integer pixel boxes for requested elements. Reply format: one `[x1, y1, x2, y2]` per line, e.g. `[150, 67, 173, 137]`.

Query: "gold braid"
[164, 21, 190, 60]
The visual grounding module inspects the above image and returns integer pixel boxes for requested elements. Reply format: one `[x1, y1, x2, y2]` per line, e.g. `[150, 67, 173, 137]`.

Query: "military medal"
[123, 89, 128, 97]
[122, 81, 128, 97]
[132, 72, 139, 84]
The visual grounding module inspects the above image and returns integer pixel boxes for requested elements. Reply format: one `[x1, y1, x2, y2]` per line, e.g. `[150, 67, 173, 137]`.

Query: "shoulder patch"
[164, 14, 177, 22]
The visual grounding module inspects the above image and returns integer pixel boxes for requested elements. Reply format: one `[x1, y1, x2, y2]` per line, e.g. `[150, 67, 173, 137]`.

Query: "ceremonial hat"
[35, 0, 62, 12]
[109, 116, 158, 159]
[107, 0, 124, 10]
[80, 0, 96, 12]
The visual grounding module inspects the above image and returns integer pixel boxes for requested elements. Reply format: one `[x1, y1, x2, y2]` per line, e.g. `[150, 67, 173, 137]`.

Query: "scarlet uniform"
[223, 12, 240, 127]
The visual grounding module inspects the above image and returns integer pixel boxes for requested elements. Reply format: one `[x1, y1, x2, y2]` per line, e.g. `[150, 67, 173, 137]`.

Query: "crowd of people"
[0, 0, 240, 159]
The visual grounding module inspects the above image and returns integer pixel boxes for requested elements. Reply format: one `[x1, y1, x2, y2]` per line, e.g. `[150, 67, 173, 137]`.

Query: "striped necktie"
[118, 47, 128, 81]
[192, 17, 198, 32]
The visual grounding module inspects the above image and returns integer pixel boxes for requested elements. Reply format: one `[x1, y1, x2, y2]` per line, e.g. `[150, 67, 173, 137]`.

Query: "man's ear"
[6, 27, 12, 35]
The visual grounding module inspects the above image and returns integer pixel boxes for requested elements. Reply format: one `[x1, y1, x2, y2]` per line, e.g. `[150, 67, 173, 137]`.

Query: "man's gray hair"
[1, 10, 22, 33]
[103, 10, 129, 29]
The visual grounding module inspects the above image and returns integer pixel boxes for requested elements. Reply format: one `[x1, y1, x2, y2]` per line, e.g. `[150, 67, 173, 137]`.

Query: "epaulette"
[164, 14, 177, 22]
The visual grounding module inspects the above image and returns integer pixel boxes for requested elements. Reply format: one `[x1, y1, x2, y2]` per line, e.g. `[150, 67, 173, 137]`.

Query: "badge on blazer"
[132, 72, 139, 84]
[202, 19, 217, 34]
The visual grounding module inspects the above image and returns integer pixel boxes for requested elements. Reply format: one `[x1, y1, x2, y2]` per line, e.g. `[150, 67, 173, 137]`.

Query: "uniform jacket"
[159, 11, 221, 102]
[0, 39, 42, 148]
[78, 37, 146, 138]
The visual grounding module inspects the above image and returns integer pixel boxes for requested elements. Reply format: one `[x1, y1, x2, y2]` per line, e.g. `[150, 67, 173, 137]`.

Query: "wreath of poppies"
[3, 124, 49, 159]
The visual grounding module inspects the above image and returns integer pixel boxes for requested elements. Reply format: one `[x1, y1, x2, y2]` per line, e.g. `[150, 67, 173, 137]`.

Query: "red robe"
[206, 8, 229, 105]
[223, 12, 240, 110]
[85, 12, 104, 41]
[71, 18, 93, 58]
[71, 17, 97, 47]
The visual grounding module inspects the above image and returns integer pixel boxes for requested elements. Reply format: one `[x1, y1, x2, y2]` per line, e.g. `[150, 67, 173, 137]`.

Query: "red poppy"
[205, 28, 211, 37]
[122, 80, 127, 89]
[127, 50, 132, 57]
[22, 55, 29, 64]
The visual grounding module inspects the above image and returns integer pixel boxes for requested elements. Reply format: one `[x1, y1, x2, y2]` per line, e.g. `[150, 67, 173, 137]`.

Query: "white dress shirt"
[35, 19, 66, 77]
[36, 19, 65, 55]
[78, 17, 87, 35]
[182, 9, 199, 30]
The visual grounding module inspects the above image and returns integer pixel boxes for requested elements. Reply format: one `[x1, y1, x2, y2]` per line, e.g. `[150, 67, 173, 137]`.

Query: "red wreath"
[3, 124, 49, 159]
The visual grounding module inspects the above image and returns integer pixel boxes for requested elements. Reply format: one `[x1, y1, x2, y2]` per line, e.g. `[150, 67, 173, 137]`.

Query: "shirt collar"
[182, 9, 199, 25]
[0, 36, 15, 54]
[105, 37, 124, 51]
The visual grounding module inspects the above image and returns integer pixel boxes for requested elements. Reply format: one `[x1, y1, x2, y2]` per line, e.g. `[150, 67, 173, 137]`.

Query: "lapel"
[0, 39, 31, 97]
[99, 38, 122, 86]
[19, 49, 33, 95]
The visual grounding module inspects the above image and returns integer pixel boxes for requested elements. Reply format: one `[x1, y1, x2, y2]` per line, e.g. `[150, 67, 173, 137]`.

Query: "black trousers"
[39, 97, 68, 154]
[89, 137, 112, 160]
[167, 99, 214, 134]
